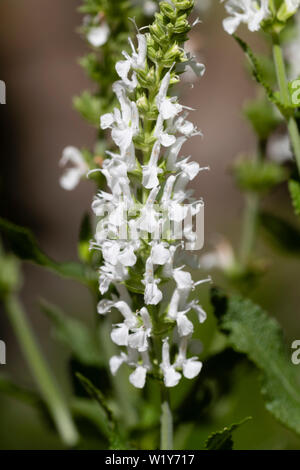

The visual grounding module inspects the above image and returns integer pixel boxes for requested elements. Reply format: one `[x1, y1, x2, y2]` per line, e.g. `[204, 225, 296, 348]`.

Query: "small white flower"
[100, 82, 139, 156]
[59, 146, 88, 190]
[166, 137, 187, 171]
[142, 141, 163, 188]
[87, 22, 110, 47]
[100, 159, 129, 195]
[168, 289, 207, 337]
[116, 34, 147, 90]
[129, 365, 147, 388]
[150, 242, 172, 265]
[99, 261, 128, 294]
[109, 352, 128, 375]
[222, 0, 270, 35]
[109, 348, 151, 389]
[143, 257, 163, 305]
[160, 338, 181, 388]
[156, 70, 183, 120]
[173, 266, 211, 293]
[175, 336, 203, 379]
[286, 0, 300, 13]
[128, 307, 152, 352]
[137, 186, 160, 233]
[154, 113, 176, 147]
[161, 175, 188, 222]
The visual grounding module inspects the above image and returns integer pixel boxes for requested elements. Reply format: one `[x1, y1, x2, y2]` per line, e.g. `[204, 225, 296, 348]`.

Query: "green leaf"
[75, 373, 126, 449]
[0, 374, 41, 407]
[288, 179, 300, 216]
[0, 375, 59, 432]
[243, 97, 281, 140]
[205, 418, 251, 450]
[0, 217, 96, 285]
[233, 35, 290, 118]
[259, 211, 300, 254]
[211, 288, 300, 436]
[40, 300, 103, 367]
[73, 91, 102, 126]
[233, 159, 288, 193]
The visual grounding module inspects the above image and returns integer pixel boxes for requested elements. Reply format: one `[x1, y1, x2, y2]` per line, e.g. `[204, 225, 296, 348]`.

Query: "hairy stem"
[160, 387, 173, 450]
[4, 294, 79, 447]
[239, 192, 260, 266]
[272, 38, 300, 174]
[239, 141, 264, 267]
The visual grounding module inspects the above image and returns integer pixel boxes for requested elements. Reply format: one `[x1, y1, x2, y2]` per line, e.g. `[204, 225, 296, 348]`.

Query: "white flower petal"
[182, 358, 202, 379]
[129, 366, 147, 389]
[164, 366, 181, 387]
[87, 23, 110, 47]
[161, 133, 176, 147]
[101, 113, 114, 129]
[111, 323, 129, 346]
[144, 282, 163, 305]
[151, 243, 170, 265]
[177, 313, 194, 337]
[59, 168, 82, 191]
[109, 353, 127, 376]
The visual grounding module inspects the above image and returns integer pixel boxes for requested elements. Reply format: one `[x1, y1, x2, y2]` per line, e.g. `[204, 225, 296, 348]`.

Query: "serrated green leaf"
[233, 35, 291, 118]
[288, 179, 300, 216]
[40, 300, 103, 367]
[0, 217, 96, 285]
[211, 288, 300, 436]
[205, 418, 251, 450]
[259, 211, 300, 254]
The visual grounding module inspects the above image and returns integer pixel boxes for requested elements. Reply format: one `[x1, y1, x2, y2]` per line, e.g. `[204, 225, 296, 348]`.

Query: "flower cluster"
[90, 0, 210, 390]
[221, 0, 270, 34]
[221, 0, 300, 35]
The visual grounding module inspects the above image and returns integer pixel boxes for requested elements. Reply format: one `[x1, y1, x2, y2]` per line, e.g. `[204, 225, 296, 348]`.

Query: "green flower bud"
[174, 15, 191, 34]
[172, 0, 194, 11]
[162, 43, 185, 66]
[136, 93, 149, 113]
[160, 1, 177, 20]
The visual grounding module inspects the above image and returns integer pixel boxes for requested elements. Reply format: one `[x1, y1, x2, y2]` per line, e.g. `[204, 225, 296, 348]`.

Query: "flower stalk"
[160, 388, 173, 450]
[91, 0, 209, 444]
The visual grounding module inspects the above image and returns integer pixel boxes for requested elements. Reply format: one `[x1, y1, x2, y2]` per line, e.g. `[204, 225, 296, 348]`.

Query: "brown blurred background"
[0, 0, 299, 449]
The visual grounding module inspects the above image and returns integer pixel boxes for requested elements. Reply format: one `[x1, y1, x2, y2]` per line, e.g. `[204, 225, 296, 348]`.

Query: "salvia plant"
[1, 0, 300, 451]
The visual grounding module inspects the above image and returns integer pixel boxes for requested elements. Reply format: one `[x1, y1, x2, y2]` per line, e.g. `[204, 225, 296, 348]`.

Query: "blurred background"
[0, 0, 299, 449]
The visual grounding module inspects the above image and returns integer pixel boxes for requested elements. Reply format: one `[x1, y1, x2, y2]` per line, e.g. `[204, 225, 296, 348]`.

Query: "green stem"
[160, 386, 173, 450]
[272, 38, 300, 174]
[239, 192, 260, 267]
[239, 141, 264, 267]
[4, 294, 79, 447]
